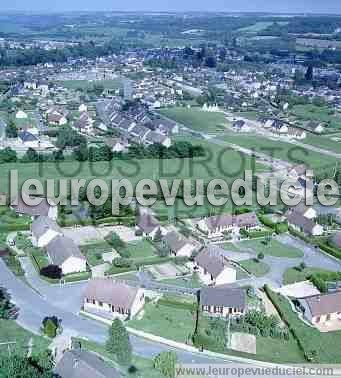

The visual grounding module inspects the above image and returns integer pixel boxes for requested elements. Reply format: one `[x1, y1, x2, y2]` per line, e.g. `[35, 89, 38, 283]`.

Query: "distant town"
[0, 10, 341, 378]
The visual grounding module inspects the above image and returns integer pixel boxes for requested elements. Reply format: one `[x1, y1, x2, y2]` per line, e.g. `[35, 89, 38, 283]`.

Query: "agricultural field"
[158, 107, 229, 133]
[292, 104, 341, 131]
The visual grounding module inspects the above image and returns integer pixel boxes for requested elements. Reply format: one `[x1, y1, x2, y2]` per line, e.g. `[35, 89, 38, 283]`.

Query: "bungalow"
[200, 287, 247, 317]
[47, 109, 68, 126]
[145, 131, 171, 147]
[83, 279, 144, 321]
[271, 119, 288, 134]
[197, 212, 259, 238]
[194, 246, 236, 286]
[136, 214, 165, 239]
[288, 203, 317, 220]
[129, 124, 150, 142]
[46, 236, 87, 275]
[105, 137, 129, 153]
[11, 195, 58, 220]
[78, 103, 88, 112]
[162, 231, 196, 257]
[287, 127, 306, 140]
[18, 130, 40, 149]
[151, 119, 178, 135]
[286, 210, 323, 236]
[304, 121, 325, 134]
[232, 120, 250, 132]
[55, 349, 121, 378]
[31, 216, 62, 248]
[299, 291, 341, 326]
[74, 112, 94, 134]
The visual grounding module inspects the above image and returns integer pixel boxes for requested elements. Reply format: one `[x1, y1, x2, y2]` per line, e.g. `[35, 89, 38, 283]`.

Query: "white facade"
[59, 256, 87, 275]
[32, 228, 61, 248]
[195, 264, 236, 286]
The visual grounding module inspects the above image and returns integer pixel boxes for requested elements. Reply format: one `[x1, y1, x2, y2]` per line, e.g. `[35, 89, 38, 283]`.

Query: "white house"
[162, 231, 197, 258]
[31, 216, 62, 248]
[200, 287, 247, 317]
[16, 110, 28, 119]
[46, 236, 87, 275]
[194, 246, 236, 286]
[78, 104, 88, 112]
[286, 206, 323, 237]
[83, 279, 145, 321]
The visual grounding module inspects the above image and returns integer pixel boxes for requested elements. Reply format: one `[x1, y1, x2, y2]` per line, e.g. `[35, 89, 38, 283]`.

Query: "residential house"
[83, 279, 145, 320]
[105, 137, 129, 153]
[145, 131, 171, 147]
[286, 208, 323, 236]
[78, 103, 88, 112]
[16, 110, 28, 119]
[74, 112, 94, 134]
[299, 292, 341, 326]
[287, 127, 306, 140]
[136, 214, 164, 239]
[200, 287, 247, 317]
[46, 236, 87, 275]
[11, 195, 58, 220]
[304, 121, 325, 134]
[151, 118, 179, 135]
[46, 107, 68, 126]
[129, 124, 151, 142]
[54, 349, 121, 378]
[162, 231, 197, 257]
[31, 216, 62, 248]
[18, 130, 40, 149]
[287, 164, 307, 179]
[197, 212, 259, 238]
[194, 246, 236, 286]
[233, 120, 250, 132]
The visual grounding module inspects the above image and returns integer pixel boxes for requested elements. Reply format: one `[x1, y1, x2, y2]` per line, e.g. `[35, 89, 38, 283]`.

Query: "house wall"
[48, 206, 58, 220]
[33, 229, 60, 248]
[177, 244, 196, 258]
[61, 257, 87, 275]
[215, 267, 237, 285]
[202, 305, 245, 317]
[312, 312, 339, 324]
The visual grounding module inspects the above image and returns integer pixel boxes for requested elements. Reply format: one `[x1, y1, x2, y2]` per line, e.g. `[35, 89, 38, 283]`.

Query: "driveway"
[0, 258, 238, 364]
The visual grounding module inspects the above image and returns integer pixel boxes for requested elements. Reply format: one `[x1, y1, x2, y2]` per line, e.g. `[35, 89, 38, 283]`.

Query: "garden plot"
[230, 332, 256, 355]
[148, 262, 189, 280]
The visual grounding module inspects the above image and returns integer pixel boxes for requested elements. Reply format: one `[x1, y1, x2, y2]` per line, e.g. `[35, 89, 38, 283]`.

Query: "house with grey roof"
[304, 121, 325, 134]
[46, 236, 86, 275]
[330, 231, 341, 249]
[299, 291, 341, 327]
[162, 231, 197, 258]
[31, 216, 62, 248]
[55, 349, 121, 378]
[194, 246, 236, 286]
[145, 131, 171, 147]
[11, 194, 58, 220]
[286, 205, 323, 236]
[136, 213, 165, 240]
[200, 287, 247, 317]
[83, 279, 145, 320]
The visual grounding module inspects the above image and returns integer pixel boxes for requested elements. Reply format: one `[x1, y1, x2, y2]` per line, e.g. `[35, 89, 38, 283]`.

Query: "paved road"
[0, 258, 237, 364]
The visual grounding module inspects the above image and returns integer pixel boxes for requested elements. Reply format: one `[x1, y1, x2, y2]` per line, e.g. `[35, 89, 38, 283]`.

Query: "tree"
[40, 265, 62, 279]
[106, 318, 132, 366]
[299, 262, 307, 272]
[153, 351, 177, 378]
[42, 317, 58, 338]
[305, 65, 314, 81]
[109, 232, 126, 250]
[23, 147, 39, 162]
[257, 252, 265, 261]
[153, 227, 163, 243]
[0, 288, 17, 319]
[0, 147, 17, 163]
[0, 355, 54, 378]
[5, 120, 17, 138]
[204, 56, 217, 68]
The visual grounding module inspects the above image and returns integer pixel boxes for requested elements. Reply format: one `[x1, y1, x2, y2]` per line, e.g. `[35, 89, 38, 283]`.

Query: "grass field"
[0, 319, 49, 357]
[222, 132, 340, 170]
[240, 239, 304, 259]
[292, 104, 341, 131]
[81, 242, 112, 266]
[127, 302, 195, 343]
[158, 107, 229, 133]
[57, 79, 122, 91]
[239, 259, 270, 277]
[303, 133, 341, 154]
[282, 266, 335, 285]
[161, 273, 202, 288]
[120, 240, 157, 263]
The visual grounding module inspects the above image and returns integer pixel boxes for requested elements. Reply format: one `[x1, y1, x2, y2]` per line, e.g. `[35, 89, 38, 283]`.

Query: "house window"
[92, 300, 96, 305]
[99, 302, 103, 307]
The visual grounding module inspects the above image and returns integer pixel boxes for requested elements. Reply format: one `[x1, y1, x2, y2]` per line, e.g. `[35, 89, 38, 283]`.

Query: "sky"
[1, 0, 341, 14]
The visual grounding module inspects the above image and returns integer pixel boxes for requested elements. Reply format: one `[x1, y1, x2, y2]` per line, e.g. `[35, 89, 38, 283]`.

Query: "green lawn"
[292, 104, 341, 131]
[0, 320, 50, 357]
[282, 267, 335, 285]
[161, 273, 202, 288]
[240, 239, 304, 259]
[222, 132, 340, 170]
[267, 288, 341, 363]
[0, 206, 31, 231]
[72, 337, 162, 378]
[158, 107, 229, 133]
[57, 79, 122, 91]
[304, 133, 341, 154]
[81, 242, 112, 267]
[127, 302, 195, 343]
[239, 259, 270, 277]
[120, 240, 157, 262]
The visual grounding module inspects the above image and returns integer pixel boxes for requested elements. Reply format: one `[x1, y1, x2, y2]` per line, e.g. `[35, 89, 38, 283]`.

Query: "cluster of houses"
[11, 195, 87, 275]
[97, 98, 178, 148]
[196, 212, 260, 239]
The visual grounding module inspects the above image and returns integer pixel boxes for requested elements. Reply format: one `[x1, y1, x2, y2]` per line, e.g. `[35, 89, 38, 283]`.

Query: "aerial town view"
[1, 1, 341, 377]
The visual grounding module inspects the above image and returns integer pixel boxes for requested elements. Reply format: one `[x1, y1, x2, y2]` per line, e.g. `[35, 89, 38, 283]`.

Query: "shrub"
[40, 265, 62, 279]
